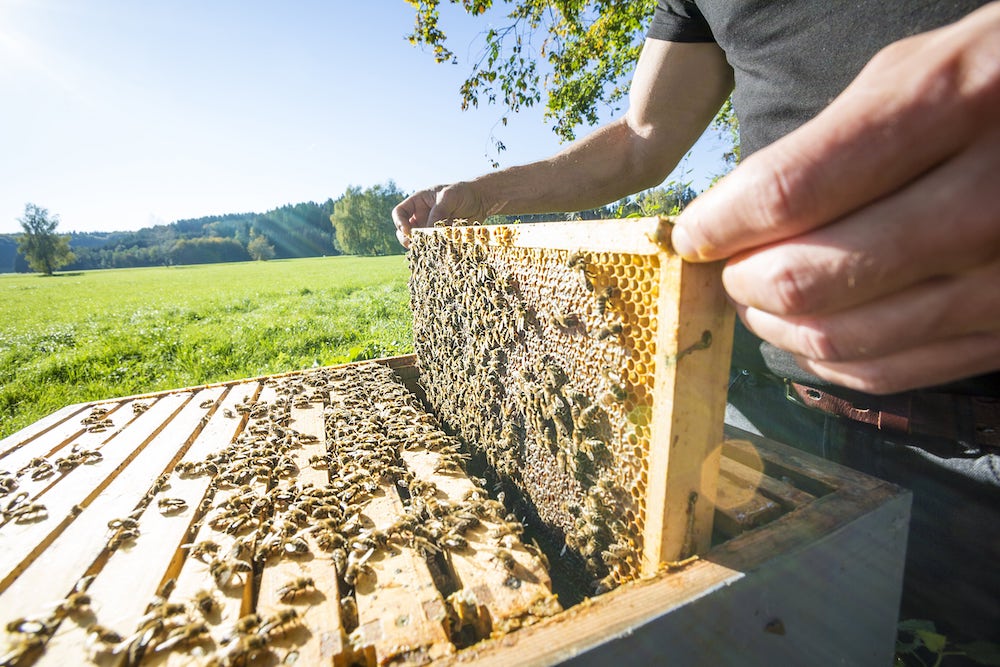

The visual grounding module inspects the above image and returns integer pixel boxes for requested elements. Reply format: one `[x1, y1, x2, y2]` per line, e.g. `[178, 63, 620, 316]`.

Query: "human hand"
[671, 3, 1000, 394]
[392, 183, 490, 248]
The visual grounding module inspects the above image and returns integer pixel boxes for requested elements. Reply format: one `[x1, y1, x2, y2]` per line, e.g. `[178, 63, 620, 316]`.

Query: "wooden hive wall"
[0, 361, 558, 666]
[408, 218, 734, 592]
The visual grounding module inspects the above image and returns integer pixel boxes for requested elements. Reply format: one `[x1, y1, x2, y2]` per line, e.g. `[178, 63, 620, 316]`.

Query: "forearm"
[463, 40, 734, 217]
[460, 119, 676, 216]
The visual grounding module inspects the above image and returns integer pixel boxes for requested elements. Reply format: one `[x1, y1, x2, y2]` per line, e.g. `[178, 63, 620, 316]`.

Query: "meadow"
[0, 256, 413, 439]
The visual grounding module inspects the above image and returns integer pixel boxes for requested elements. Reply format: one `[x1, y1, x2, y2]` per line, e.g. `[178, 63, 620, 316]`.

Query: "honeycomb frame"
[409, 217, 735, 590]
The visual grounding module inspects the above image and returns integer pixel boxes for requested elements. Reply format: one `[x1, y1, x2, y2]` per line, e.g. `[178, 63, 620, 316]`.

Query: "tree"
[407, 1, 738, 160]
[330, 183, 407, 256]
[16, 203, 75, 275]
[247, 233, 276, 261]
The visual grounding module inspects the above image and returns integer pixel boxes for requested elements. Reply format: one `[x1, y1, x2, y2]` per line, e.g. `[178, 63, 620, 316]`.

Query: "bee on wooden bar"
[277, 577, 316, 602]
[182, 539, 221, 561]
[209, 557, 252, 589]
[157, 497, 188, 515]
[107, 527, 140, 551]
[216, 633, 269, 665]
[85, 624, 124, 657]
[154, 620, 210, 652]
[191, 589, 220, 616]
[488, 543, 515, 571]
[259, 609, 301, 637]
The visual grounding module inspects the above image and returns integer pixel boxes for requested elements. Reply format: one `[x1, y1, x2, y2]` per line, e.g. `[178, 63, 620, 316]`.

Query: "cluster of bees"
[409, 225, 662, 589]
[3, 362, 553, 665]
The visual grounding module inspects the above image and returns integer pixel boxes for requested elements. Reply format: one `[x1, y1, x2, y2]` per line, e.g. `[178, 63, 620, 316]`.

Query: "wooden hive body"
[0, 219, 909, 664]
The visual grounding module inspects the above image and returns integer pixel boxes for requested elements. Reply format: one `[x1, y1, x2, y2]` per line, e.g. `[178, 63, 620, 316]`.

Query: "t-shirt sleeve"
[646, 0, 715, 43]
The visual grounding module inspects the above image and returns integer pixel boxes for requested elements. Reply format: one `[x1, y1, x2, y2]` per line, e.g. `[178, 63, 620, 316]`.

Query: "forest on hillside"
[0, 180, 696, 274]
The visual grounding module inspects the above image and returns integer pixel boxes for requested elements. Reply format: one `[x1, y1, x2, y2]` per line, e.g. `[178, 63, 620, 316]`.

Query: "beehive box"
[0, 219, 910, 665]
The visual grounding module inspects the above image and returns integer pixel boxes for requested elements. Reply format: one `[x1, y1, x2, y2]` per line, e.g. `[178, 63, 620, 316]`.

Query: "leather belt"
[786, 382, 1000, 453]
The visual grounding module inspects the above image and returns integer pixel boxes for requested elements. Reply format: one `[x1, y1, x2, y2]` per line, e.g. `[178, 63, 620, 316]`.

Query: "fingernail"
[671, 224, 698, 260]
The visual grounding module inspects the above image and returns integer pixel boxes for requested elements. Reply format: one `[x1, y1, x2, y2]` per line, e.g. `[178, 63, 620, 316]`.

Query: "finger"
[796, 332, 1000, 395]
[722, 126, 1000, 315]
[672, 10, 999, 262]
[737, 259, 1000, 362]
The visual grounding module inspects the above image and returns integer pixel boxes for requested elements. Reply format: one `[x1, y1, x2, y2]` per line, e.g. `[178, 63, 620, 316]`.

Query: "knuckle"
[766, 261, 813, 315]
[794, 321, 844, 362]
[749, 157, 808, 233]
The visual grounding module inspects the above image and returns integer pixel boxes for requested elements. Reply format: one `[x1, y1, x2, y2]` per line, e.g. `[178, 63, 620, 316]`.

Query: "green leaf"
[915, 630, 948, 654]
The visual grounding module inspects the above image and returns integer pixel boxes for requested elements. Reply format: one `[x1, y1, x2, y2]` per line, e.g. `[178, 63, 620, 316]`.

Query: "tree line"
[2, 183, 410, 274]
[5, 179, 696, 275]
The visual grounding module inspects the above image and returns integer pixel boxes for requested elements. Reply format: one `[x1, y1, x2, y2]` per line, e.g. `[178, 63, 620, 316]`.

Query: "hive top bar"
[408, 218, 734, 590]
[413, 216, 675, 255]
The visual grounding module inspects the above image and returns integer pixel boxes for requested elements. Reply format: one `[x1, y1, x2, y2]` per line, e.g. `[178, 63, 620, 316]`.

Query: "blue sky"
[0, 1, 730, 234]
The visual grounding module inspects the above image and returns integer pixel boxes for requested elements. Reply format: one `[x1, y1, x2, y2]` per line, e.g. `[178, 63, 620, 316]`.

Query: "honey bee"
[85, 623, 124, 656]
[107, 527, 140, 551]
[491, 548, 518, 574]
[593, 573, 617, 595]
[217, 633, 269, 665]
[182, 539, 221, 561]
[277, 576, 316, 602]
[191, 589, 220, 616]
[594, 322, 624, 341]
[157, 497, 188, 514]
[259, 608, 300, 637]
[550, 311, 581, 329]
[155, 620, 211, 652]
[0, 634, 44, 665]
[340, 595, 359, 631]
[593, 285, 617, 315]
[209, 556, 252, 589]
[199, 399, 215, 409]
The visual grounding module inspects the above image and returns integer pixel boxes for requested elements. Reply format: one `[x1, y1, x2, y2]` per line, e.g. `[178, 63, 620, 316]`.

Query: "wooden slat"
[0, 402, 90, 460]
[0, 398, 148, 525]
[721, 455, 815, 512]
[641, 227, 735, 572]
[712, 458, 783, 539]
[414, 218, 666, 255]
[400, 449, 560, 635]
[352, 486, 454, 666]
[0, 392, 192, 600]
[255, 403, 349, 666]
[0, 399, 134, 477]
[35, 383, 255, 666]
[154, 384, 280, 666]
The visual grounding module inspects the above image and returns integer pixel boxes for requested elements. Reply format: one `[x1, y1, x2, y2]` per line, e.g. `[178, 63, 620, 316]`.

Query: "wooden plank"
[352, 486, 454, 666]
[720, 455, 815, 513]
[0, 399, 148, 525]
[35, 383, 255, 667]
[150, 384, 280, 666]
[641, 222, 735, 572]
[712, 459, 783, 539]
[0, 402, 90, 460]
[255, 403, 349, 667]
[414, 218, 666, 255]
[0, 392, 192, 599]
[0, 399, 131, 477]
[400, 448, 560, 636]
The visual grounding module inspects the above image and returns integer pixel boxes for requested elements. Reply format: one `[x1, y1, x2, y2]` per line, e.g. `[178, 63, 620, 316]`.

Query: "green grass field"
[0, 256, 413, 439]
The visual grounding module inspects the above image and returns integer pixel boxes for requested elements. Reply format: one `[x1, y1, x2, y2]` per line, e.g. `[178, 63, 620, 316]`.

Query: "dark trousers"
[727, 369, 1000, 642]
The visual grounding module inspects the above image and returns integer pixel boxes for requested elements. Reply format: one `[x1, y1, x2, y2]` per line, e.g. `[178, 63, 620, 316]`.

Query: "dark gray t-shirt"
[648, 0, 999, 397]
